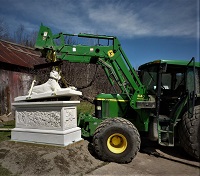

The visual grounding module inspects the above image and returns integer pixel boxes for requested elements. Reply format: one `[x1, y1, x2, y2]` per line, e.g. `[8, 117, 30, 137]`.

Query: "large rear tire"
[93, 117, 141, 163]
[179, 105, 200, 160]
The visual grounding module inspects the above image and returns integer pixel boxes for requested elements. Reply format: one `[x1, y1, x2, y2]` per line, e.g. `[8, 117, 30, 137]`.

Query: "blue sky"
[0, 0, 199, 68]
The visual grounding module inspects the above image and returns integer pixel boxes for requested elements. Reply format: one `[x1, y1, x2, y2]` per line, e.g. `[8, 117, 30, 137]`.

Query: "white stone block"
[11, 127, 82, 146]
[14, 89, 82, 102]
[11, 101, 82, 146]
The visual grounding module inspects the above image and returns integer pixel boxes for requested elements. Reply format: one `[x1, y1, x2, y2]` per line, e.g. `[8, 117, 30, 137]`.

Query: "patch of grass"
[0, 131, 11, 143]
[77, 101, 94, 115]
[0, 120, 15, 143]
[1, 120, 15, 128]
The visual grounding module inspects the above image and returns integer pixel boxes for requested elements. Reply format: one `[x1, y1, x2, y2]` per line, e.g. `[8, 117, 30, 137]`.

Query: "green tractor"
[34, 24, 200, 163]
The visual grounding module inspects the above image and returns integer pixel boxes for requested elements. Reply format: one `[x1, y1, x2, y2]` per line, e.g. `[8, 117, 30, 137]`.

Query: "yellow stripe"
[96, 98, 129, 102]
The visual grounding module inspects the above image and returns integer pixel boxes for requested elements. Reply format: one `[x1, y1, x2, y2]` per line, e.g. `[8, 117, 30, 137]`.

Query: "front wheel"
[93, 117, 141, 163]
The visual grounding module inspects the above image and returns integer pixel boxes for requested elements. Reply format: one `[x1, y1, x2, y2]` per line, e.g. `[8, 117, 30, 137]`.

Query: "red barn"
[0, 40, 45, 115]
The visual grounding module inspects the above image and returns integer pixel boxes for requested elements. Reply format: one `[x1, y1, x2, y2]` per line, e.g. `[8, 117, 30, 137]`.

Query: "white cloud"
[0, 0, 199, 39]
[138, 0, 198, 38]
[84, 0, 198, 38]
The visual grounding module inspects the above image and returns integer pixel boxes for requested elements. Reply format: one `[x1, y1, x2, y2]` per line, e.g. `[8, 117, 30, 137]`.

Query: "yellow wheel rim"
[107, 133, 127, 154]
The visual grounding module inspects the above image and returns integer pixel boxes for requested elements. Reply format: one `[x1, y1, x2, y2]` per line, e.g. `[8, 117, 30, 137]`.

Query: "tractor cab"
[139, 59, 200, 117]
[138, 59, 200, 146]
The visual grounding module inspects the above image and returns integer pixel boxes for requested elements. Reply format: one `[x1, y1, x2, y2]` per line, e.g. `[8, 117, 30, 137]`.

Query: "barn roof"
[0, 39, 46, 70]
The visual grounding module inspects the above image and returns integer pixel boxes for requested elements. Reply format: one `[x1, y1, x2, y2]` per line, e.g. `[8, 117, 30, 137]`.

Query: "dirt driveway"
[0, 139, 199, 176]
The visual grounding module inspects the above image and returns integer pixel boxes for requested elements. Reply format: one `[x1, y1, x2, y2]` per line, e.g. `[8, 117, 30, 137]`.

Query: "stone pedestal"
[11, 101, 82, 146]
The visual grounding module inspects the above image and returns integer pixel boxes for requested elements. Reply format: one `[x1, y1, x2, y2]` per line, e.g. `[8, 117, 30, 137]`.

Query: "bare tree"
[0, 17, 10, 40]
[28, 30, 38, 47]
[0, 20, 38, 47]
[14, 24, 30, 45]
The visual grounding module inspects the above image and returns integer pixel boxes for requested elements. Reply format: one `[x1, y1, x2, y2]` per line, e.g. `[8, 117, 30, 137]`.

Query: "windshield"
[140, 64, 187, 96]
[139, 65, 158, 94]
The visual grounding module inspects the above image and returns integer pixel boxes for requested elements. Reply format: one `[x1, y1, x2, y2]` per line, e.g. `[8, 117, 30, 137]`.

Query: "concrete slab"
[14, 88, 82, 101]
[86, 152, 200, 176]
[11, 127, 82, 146]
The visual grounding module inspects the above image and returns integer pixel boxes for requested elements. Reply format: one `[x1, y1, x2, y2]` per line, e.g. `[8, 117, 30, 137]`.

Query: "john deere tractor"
[34, 24, 200, 163]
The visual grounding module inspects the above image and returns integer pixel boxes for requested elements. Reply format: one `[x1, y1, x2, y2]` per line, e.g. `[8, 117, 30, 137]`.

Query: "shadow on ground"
[140, 137, 199, 168]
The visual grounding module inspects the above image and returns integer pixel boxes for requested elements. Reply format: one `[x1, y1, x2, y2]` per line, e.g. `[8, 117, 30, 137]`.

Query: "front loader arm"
[35, 24, 148, 108]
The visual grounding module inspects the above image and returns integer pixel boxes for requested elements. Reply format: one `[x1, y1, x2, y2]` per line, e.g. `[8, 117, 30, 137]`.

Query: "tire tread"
[93, 117, 140, 163]
[179, 105, 200, 160]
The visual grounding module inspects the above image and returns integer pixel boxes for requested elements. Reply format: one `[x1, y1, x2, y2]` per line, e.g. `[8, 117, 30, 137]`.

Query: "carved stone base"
[11, 101, 82, 146]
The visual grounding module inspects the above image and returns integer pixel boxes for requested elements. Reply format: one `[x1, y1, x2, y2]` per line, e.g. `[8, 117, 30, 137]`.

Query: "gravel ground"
[0, 140, 105, 176]
[0, 139, 199, 176]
